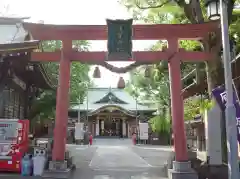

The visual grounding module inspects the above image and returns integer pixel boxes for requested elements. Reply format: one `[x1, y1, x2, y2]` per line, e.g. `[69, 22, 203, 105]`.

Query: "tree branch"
[227, 0, 235, 23]
[135, 0, 172, 10]
[189, 0, 204, 23]
[176, 0, 204, 24]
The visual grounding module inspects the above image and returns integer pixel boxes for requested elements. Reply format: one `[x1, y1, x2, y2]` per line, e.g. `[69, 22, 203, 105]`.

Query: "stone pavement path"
[89, 146, 151, 170]
[67, 139, 170, 179]
[0, 139, 171, 179]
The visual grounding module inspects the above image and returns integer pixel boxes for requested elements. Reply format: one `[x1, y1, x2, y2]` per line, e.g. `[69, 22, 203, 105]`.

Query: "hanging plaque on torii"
[107, 19, 133, 61]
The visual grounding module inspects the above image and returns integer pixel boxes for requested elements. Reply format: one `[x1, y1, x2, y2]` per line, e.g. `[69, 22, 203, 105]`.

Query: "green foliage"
[149, 114, 171, 133]
[121, 0, 240, 162]
[121, 0, 228, 133]
[149, 105, 171, 133]
[29, 90, 56, 120]
[29, 40, 92, 121]
[184, 96, 214, 121]
[179, 40, 202, 51]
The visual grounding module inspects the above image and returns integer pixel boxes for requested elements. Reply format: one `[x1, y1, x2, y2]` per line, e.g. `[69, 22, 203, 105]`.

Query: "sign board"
[139, 123, 148, 140]
[75, 122, 84, 140]
[0, 119, 18, 141]
[107, 19, 133, 61]
[212, 84, 240, 143]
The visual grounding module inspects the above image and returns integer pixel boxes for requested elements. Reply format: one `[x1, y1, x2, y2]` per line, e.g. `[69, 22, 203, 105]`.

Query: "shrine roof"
[70, 87, 157, 112]
[0, 17, 33, 45]
[0, 17, 56, 89]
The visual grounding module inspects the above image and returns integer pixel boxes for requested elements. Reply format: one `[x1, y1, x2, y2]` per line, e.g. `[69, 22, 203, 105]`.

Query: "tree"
[125, 40, 202, 134]
[121, 0, 240, 162]
[29, 40, 93, 121]
[121, 0, 240, 96]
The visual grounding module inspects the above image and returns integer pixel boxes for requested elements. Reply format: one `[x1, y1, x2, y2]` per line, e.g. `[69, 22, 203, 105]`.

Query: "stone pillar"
[196, 126, 204, 151]
[95, 119, 99, 136]
[196, 127, 200, 150]
[101, 120, 104, 131]
[116, 120, 118, 129]
[92, 122, 95, 136]
[205, 106, 222, 165]
[52, 42, 71, 162]
[126, 123, 129, 137]
[122, 119, 126, 136]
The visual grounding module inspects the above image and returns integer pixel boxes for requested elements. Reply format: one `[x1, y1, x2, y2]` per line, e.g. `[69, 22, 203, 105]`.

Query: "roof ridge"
[88, 88, 125, 91]
[0, 17, 29, 24]
[88, 87, 123, 89]
[94, 91, 128, 104]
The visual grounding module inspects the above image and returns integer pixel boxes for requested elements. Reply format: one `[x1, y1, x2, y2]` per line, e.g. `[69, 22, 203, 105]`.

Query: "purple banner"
[212, 86, 240, 143]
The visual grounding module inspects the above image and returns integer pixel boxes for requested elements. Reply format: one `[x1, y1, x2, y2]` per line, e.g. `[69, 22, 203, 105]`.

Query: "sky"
[1, 0, 156, 87]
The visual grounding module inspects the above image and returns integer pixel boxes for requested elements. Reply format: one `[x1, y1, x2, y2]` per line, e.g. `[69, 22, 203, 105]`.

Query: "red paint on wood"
[168, 39, 188, 161]
[31, 51, 213, 62]
[52, 43, 71, 161]
[23, 21, 219, 40]
[178, 51, 214, 62]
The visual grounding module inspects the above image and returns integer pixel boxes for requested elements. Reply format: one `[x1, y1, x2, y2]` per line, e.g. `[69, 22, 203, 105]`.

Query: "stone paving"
[67, 139, 171, 179]
[1, 139, 172, 179]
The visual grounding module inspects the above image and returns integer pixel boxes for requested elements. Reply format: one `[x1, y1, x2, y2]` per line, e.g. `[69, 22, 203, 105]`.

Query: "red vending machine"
[0, 119, 29, 172]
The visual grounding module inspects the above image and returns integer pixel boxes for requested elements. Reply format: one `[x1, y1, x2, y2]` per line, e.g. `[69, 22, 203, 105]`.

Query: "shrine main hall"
[68, 88, 156, 138]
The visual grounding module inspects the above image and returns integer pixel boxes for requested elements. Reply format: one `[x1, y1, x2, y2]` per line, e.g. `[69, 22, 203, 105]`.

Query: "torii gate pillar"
[50, 41, 72, 170]
[168, 39, 188, 161]
[168, 39, 197, 179]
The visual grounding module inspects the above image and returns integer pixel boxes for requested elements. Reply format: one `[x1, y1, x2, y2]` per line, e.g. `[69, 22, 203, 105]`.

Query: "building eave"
[87, 104, 137, 117]
[69, 103, 157, 113]
[37, 63, 57, 89]
[0, 17, 56, 90]
[0, 40, 39, 54]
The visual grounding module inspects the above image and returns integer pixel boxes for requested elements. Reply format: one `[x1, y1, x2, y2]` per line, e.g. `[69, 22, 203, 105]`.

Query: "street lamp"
[205, 0, 220, 20]
[135, 96, 139, 144]
[205, 1, 239, 179]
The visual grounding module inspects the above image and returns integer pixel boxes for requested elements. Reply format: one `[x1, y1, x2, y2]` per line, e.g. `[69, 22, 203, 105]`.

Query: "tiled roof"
[0, 16, 56, 89]
[70, 88, 157, 112]
[0, 17, 29, 43]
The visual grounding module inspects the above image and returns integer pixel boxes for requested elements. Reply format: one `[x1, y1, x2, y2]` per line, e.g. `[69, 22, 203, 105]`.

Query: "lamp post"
[205, 0, 239, 179]
[83, 82, 89, 131]
[77, 98, 81, 123]
[86, 84, 89, 131]
[135, 96, 138, 144]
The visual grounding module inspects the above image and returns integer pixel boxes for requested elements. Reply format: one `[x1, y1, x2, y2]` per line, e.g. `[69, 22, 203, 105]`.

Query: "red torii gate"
[23, 21, 218, 170]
